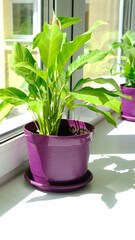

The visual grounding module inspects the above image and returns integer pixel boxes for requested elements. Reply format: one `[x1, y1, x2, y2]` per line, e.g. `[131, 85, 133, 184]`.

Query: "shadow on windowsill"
[26, 155, 135, 209]
[87, 155, 135, 208]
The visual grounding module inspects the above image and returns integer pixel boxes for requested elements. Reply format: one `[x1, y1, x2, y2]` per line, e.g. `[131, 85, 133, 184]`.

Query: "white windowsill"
[0, 115, 135, 240]
[0, 134, 28, 185]
[0, 110, 32, 142]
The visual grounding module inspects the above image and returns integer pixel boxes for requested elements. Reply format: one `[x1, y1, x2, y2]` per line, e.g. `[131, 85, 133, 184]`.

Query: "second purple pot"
[120, 84, 135, 121]
[24, 119, 94, 184]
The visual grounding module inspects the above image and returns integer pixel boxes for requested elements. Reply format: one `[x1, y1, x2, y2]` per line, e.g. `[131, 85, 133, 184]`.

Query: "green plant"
[0, 14, 126, 135]
[110, 30, 135, 88]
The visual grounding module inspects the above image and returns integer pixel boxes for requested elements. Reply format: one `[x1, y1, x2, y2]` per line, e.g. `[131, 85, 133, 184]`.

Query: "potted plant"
[0, 14, 126, 191]
[110, 30, 135, 121]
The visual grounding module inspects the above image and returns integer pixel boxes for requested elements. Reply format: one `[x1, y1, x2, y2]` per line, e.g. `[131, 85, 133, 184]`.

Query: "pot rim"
[24, 119, 95, 139]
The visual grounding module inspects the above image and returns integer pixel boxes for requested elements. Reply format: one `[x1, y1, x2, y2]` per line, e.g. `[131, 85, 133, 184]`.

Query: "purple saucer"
[121, 114, 135, 122]
[24, 169, 93, 192]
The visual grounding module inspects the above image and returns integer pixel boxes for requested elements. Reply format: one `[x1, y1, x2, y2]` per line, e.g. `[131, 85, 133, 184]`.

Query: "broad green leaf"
[0, 101, 13, 122]
[129, 48, 135, 64]
[124, 62, 133, 78]
[66, 50, 108, 79]
[73, 77, 120, 92]
[10, 42, 42, 86]
[88, 20, 108, 33]
[57, 70, 67, 92]
[10, 42, 36, 67]
[93, 78, 120, 91]
[61, 32, 67, 50]
[38, 23, 63, 70]
[65, 98, 75, 110]
[73, 78, 133, 100]
[10, 65, 39, 86]
[71, 87, 121, 113]
[123, 30, 135, 46]
[110, 40, 135, 65]
[58, 32, 92, 74]
[58, 21, 106, 75]
[73, 78, 92, 91]
[28, 84, 39, 99]
[32, 32, 43, 49]
[74, 103, 117, 127]
[28, 100, 45, 134]
[73, 86, 120, 98]
[28, 100, 43, 117]
[109, 42, 126, 50]
[11, 62, 47, 82]
[0, 87, 29, 106]
[58, 17, 81, 29]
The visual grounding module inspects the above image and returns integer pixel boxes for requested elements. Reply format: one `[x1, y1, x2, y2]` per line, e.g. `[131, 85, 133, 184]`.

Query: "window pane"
[84, 0, 123, 80]
[12, 3, 33, 35]
[0, 0, 40, 140]
[71, 0, 124, 122]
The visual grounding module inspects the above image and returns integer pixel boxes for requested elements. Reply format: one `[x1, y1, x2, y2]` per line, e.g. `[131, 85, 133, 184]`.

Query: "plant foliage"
[0, 14, 125, 134]
[110, 30, 135, 88]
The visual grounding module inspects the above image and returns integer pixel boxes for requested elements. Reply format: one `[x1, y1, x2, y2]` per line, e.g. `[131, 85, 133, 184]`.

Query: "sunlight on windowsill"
[0, 110, 32, 136]
[107, 120, 135, 135]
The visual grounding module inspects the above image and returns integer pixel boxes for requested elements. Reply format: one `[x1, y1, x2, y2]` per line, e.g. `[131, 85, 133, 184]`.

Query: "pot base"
[121, 114, 135, 122]
[24, 168, 93, 192]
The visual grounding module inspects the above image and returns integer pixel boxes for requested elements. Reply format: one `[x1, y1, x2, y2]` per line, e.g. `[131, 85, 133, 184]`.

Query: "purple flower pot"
[24, 119, 94, 184]
[120, 84, 135, 121]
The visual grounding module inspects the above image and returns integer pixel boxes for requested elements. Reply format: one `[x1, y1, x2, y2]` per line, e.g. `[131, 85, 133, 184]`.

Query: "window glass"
[0, 0, 40, 139]
[84, 0, 123, 81]
[12, 3, 33, 35]
[71, 0, 124, 122]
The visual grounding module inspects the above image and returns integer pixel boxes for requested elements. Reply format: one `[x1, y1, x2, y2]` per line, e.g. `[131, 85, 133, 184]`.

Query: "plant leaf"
[71, 87, 121, 114]
[37, 23, 63, 70]
[88, 20, 108, 33]
[10, 42, 36, 67]
[28, 100, 43, 117]
[11, 62, 47, 83]
[58, 21, 106, 75]
[58, 32, 92, 75]
[0, 87, 29, 106]
[10, 42, 42, 86]
[122, 30, 135, 46]
[74, 103, 117, 127]
[28, 84, 38, 99]
[61, 32, 67, 50]
[73, 77, 120, 91]
[32, 32, 43, 49]
[58, 16, 81, 29]
[0, 101, 13, 123]
[66, 50, 109, 79]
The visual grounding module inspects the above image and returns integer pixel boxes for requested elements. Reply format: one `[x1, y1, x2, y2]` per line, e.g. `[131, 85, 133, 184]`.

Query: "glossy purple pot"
[120, 84, 135, 121]
[24, 119, 94, 184]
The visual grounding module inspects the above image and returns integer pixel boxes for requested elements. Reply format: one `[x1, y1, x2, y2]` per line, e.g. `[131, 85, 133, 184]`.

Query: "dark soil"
[30, 123, 89, 136]
[58, 125, 88, 136]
